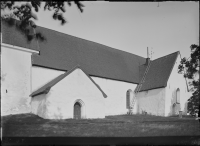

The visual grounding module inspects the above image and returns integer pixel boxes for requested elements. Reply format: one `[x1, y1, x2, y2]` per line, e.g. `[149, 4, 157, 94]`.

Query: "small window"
[176, 88, 180, 104]
[126, 89, 133, 109]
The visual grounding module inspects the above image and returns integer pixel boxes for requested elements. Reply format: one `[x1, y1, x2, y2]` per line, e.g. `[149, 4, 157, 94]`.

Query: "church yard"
[2, 113, 200, 137]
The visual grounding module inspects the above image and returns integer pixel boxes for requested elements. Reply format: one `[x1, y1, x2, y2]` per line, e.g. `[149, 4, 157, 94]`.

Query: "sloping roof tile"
[139, 64, 147, 81]
[31, 26, 146, 83]
[2, 19, 179, 89]
[1, 19, 146, 83]
[139, 51, 179, 92]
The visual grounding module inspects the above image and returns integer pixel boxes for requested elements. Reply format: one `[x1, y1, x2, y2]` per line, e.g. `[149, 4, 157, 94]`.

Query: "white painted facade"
[1, 44, 38, 116]
[91, 77, 137, 116]
[165, 53, 191, 116]
[1, 43, 191, 118]
[136, 88, 166, 116]
[31, 68, 106, 119]
[32, 66, 137, 117]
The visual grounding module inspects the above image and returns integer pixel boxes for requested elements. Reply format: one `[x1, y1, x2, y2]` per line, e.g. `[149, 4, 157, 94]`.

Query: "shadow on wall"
[53, 107, 63, 119]
[36, 95, 64, 119]
[169, 89, 180, 116]
[1, 73, 7, 81]
[170, 89, 175, 116]
[37, 95, 47, 118]
[183, 101, 188, 115]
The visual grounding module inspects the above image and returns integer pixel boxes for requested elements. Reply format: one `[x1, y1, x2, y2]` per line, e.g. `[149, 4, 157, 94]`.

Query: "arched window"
[73, 99, 85, 119]
[74, 102, 81, 119]
[126, 89, 133, 109]
[176, 88, 180, 104]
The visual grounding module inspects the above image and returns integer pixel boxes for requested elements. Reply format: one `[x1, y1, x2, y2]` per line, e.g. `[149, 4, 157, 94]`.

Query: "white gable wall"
[1, 46, 33, 115]
[165, 53, 191, 116]
[136, 88, 166, 116]
[32, 66, 138, 116]
[31, 68, 105, 119]
[91, 77, 137, 115]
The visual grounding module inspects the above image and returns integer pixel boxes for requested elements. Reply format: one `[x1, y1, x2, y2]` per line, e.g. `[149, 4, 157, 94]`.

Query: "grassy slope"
[2, 113, 200, 137]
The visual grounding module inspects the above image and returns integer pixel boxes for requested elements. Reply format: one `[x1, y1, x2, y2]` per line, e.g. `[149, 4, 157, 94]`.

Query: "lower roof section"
[30, 65, 107, 98]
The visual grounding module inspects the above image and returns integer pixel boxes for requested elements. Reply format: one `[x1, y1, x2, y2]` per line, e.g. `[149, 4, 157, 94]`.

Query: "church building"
[1, 19, 190, 119]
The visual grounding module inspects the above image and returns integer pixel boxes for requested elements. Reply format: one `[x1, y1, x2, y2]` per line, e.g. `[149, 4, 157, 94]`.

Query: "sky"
[5, 1, 199, 60]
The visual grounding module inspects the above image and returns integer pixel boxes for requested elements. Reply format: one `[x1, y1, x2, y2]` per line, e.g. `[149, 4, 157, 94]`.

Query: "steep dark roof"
[32, 27, 146, 83]
[2, 19, 179, 88]
[30, 65, 107, 98]
[2, 19, 146, 83]
[139, 51, 179, 92]
[139, 63, 147, 81]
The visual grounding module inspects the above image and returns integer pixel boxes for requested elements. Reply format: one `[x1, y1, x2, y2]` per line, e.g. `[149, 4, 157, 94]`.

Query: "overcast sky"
[11, 1, 200, 59]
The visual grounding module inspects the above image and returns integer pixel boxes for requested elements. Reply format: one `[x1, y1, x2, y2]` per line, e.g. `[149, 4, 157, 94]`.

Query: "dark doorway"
[74, 102, 81, 119]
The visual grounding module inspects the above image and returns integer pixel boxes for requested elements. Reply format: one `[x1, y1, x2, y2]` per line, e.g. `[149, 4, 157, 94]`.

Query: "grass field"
[2, 113, 200, 137]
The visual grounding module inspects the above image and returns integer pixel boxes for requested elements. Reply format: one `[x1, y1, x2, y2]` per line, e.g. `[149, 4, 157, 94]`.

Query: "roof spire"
[147, 47, 149, 58]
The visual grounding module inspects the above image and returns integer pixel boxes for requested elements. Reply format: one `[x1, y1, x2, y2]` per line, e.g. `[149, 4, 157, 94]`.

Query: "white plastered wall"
[32, 66, 138, 117]
[1, 46, 33, 115]
[91, 77, 137, 116]
[165, 53, 191, 116]
[31, 68, 105, 119]
[136, 88, 166, 116]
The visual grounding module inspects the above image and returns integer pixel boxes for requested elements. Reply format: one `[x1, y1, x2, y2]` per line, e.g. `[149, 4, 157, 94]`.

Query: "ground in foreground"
[2, 113, 200, 137]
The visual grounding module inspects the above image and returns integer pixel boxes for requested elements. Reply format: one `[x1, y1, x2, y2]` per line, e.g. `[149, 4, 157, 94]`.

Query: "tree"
[1, 1, 84, 41]
[178, 44, 200, 116]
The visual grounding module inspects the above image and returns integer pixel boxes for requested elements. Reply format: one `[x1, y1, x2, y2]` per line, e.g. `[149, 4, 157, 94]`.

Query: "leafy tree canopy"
[178, 44, 200, 116]
[1, 1, 84, 41]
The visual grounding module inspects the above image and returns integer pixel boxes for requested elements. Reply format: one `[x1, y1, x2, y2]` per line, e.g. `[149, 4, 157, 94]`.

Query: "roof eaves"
[32, 64, 68, 72]
[139, 86, 166, 92]
[30, 87, 51, 97]
[33, 64, 140, 84]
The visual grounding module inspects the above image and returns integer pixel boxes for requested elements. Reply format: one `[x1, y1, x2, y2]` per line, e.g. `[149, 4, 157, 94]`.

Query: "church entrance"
[74, 102, 81, 119]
